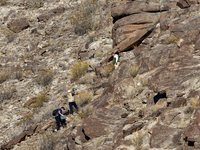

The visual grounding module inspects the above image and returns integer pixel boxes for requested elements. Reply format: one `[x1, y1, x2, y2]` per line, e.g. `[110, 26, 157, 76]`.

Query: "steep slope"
[2, 0, 200, 150]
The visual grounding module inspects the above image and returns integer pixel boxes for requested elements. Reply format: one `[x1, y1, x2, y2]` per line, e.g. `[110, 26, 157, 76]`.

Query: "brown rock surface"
[7, 18, 30, 33]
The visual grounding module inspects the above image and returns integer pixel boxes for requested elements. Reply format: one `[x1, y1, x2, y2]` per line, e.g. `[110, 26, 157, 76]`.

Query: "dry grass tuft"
[70, 61, 89, 82]
[100, 64, 114, 78]
[76, 90, 93, 107]
[164, 35, 179, 44]
[131, 132, 143, 150]
[35, 68, 54, 86]
[0, 86, 16, 104]
[129, 65, 139, 78]
[185, 96, 199, 114]
[69, 0, 100, 35]
[76, 108, 94, 119]
[0, 69, 11, 84]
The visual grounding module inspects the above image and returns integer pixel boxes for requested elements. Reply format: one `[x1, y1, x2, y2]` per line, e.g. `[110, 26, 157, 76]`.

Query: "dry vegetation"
[0, 69, 11, 84]
[76, 90, 94, 107]
[77, 108, 94, 119]
[35, 68, 54, 86]
[164, 35, 180, 44]
[129, 65, 139, 78]
[185, 96, 199, 114]
[0, 86, 16, 104]
[70, 61, 89, 82]
[100, 63, 114, 78]
[70, 0, 102, 35]
[131, 132, 143, 150]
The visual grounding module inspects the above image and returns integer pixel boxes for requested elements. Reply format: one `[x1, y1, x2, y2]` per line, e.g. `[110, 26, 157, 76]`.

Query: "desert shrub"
[35, 68, 54, 86]
[38, 132, 57, 150]
[76, 91, 94, 107]
[0, 69, 11, 83]
[70, 61, 89, 82]
[77, 108, 94, 119]
[131, 132, 143, 150]
[164, 35, 179, 44]
[129, 65, 139, 78]
[185, 96, 199, 114]
[26, 0, 44, 8]
[100, 64, 114, 78]
[13, 64, 23, 80]
[70, 0, 100, 35]
[78, 74, 93, 84]
[29, 90, 49, 109]
[0, 86, 16, 104]
[16, 113, 33, 126]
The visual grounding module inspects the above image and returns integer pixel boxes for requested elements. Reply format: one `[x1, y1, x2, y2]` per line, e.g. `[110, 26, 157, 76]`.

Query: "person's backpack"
[52, 109, 58, 116]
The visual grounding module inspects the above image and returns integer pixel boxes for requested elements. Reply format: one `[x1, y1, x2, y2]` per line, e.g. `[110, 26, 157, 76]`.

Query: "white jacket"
[68, 93, 75, 102]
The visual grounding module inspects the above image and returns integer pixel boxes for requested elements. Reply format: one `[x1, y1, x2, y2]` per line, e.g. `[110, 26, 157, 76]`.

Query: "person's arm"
[58, 110, 62, 115]
[74, 91, 77, 95]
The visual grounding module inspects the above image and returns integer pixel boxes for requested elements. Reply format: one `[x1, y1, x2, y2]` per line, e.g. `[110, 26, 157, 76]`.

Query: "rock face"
[7, 18, 29, 33]
[2, 0, 200, 150]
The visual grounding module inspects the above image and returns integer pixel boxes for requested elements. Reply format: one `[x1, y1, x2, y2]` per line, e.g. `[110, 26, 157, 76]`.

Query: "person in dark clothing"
[55, 107, 66, 131]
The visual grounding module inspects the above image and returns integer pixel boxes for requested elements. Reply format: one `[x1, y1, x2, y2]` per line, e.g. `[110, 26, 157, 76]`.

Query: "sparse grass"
[70, 61, 89, 82]
[100, 63, 114, 78]
[129, 65, 139, 78]
[29, 90, 49, 109]
[69, 0, 100, 35]
[38, 131, 57, 150]
[13, 64, 23, 80]
[16, 113, 33, 126]
[0, 86, 16, 104]
[35, 68, 54, 86]
[0, 69, 11, 83]
[26, 0, 44, 9]
[131, 132, 143, 150]
[164, 35, 180, 44]
[185, 96, 199, 114]
[78, 74, 93, 84]
[76, 91, 94, 107]
[77, 108, 94, 119]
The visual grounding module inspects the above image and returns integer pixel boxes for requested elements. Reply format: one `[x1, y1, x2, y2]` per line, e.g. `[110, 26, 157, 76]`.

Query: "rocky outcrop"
[7, 18, 29, 33]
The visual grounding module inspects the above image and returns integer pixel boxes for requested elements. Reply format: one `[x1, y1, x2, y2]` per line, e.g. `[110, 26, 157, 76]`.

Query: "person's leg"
[61, 119, 66, 127]
[69, 102, 73, 114]
[55, 116, 60, 130]
[73, 102, 78, 111]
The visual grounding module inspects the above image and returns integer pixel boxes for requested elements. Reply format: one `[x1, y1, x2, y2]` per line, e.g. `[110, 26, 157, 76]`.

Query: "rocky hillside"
[1, 0, 200, 149]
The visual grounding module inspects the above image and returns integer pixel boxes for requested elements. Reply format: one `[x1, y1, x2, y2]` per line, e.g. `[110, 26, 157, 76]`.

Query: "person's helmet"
[72, 88, 76, 91]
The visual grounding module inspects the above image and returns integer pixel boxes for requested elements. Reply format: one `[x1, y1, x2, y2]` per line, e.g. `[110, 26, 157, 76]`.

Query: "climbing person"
[55, 107, 66, 131]
[68, 88, 78, 115]
[111, 52, 120, 69]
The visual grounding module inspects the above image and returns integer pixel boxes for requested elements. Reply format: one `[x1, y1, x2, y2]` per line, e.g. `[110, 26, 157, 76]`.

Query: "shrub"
[26, 0, 44, 9]
[29, 90, 49, 109]
[129, 65, 139, 78]
[69, 0, 100, 35]
[76, 91, 94, 107]
[35, 68, 54, 86]
[131, 132, 143, 150]
[164, 35, 179, 44]
[13, 64, 23, 80]
[38, 132, 57, 150]
[100, 64, 114, 78]
[70, 61, 89, 82]
[77, 108, 94, 119]
[16, 113, 33, 126]
[0, 0, 7, 6]
[0, 69, 11, 83]
[185, 96, 199, 114]
[0, 86, 16, 104]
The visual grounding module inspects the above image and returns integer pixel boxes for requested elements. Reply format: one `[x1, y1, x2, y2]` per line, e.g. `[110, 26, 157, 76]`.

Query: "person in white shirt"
[111, 52, 120, 69]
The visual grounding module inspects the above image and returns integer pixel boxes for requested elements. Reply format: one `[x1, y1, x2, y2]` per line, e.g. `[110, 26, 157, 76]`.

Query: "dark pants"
[55, 116, 66, 130]
[69, 102, 78, 114]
